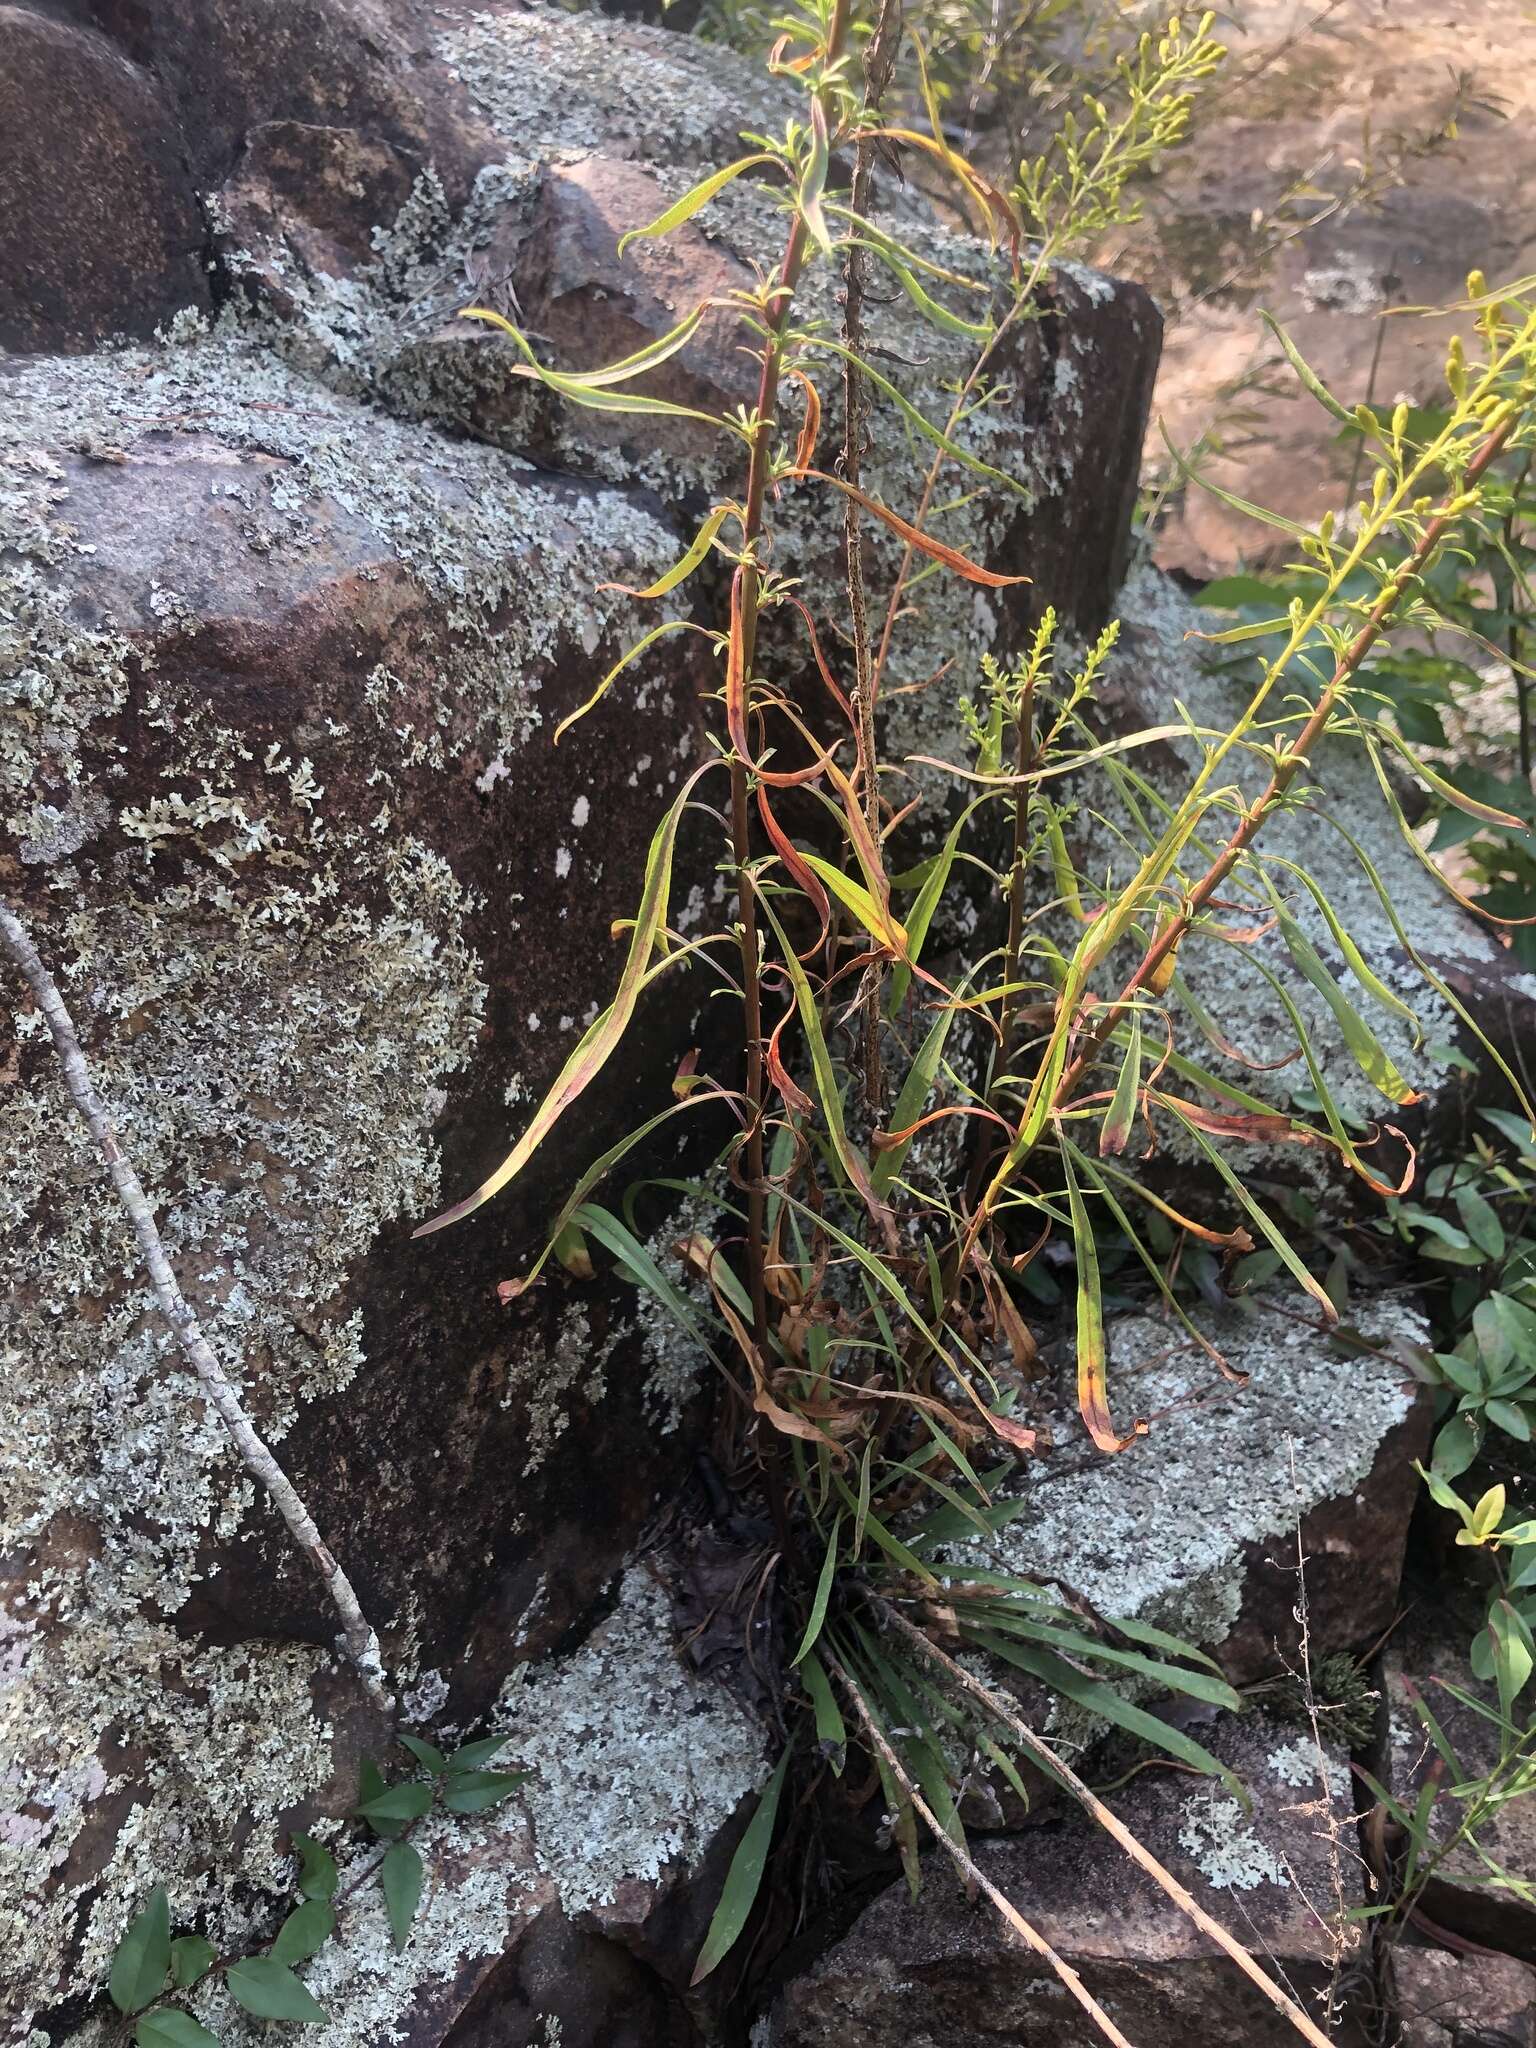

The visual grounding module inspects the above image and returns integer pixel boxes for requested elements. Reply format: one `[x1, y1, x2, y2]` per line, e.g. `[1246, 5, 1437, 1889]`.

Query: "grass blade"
[691, 1748, 790, 1984]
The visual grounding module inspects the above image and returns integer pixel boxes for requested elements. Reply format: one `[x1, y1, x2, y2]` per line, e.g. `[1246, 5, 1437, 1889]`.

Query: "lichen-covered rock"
[1391, 1946, 1536, 2048]
[955, 1294, 1430, 1688]
[28, 1571, 764, 2048]
[0, 8, 211, 351]
[767, 1709, 1365, 2047]
[0, 324, 726, 2028]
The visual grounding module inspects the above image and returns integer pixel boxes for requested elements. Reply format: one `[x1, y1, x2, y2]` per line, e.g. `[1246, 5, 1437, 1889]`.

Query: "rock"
[1093, 0, 1536, 578]
[30, 1570, 762, 2048]
[0, 326, 724, 2028]
[768, 1709, 1366, 2047]
[1383, 1600, 1536, 1962]
[957, 1293, 1429, 1688]
[0, 9, 211, 352]
[1392, 1947, 1536, 2048]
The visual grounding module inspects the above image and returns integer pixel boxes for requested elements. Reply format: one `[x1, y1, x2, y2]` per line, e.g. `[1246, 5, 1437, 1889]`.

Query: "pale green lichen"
[492, 1569, 766, 1916]
[1177, 1787, 1286, 1891]
[1, 310, 689, 2027]
[951, 1294, 1421, 1657]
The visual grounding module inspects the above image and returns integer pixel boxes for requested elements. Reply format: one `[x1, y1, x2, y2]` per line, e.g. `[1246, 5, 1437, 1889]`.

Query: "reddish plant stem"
[842, 0, 903, 1107]
[729, 0, 855, 1547]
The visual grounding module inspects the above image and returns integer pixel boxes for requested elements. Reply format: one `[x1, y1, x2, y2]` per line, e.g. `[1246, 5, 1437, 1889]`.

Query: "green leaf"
[1099, 1010, 1142, 1156]
[551, 618, 701, 747]
[1417, 1458, 1473, 1519]
[110, 1887, 171, 2016]
[617, 153, 775, 256]
[134, 2013, 220, 2048]
[977, 1635, 1246, 1804]
[1260, 312, 1356, 423]
[691, 1748, 791, 1985]
[381, 1840, 425, 1954]
[445, 1735, 511, 1773]
[1431, 1413, 1482, 1480]
[1457, 1186, 1507, 1260]
[1060, 1138, 1139, 1453]
[872, 999, 961, 1198]
[1487, 1399, 1533, 1442]
[270, 1900, 334, 1966]
[416, 764, 710, 1233]
[226, 1958, 328, 2023]
[791, 1517, 841, 1666]
[1269, 898, 1421, 1105]
[1160, 1102, 1337, 1321]
[169, 1936, 216, 1991]
[807, 339, 1024, 492]
[397, 1734, 448, 1776]
[291, 1833, 338, 1902]
[355, 1781, 433, 1830]
[798, 1650, 846, 1772]
[574, 1200, 727, 1375]
[442, 1770, 529, 1815]
[759, 896, 886, 1228]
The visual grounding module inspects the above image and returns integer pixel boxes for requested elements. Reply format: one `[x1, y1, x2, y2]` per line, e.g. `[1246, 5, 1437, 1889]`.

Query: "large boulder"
[768, 1709, 1366, 2047]
[949, 1294, 1430, 1692]
[0, 9, 211, 351]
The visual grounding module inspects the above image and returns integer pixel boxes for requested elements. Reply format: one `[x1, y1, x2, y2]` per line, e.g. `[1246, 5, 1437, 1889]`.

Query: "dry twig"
[828, 1651, 1137, 2048]
[878, 1601, 1336, 2048]
[0, 896, 392, 1706]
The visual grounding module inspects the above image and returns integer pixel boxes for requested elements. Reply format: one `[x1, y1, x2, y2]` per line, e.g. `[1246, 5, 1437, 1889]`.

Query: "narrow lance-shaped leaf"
[1059, 1135, 1147, 1453]
[552, 618, 701, 746]
[691, 1749, 791, 1985]
[1260, 312, 1356, 424]
[797, 470, 1029, 587]
[1099, 1009, 1143, 1156]
[617, 153, 776, 256]
[797, 95, 833, 255]
[603, 505, 731, 602]
[459, 306, 737, 433]
[798, 1648, 846, 1771]
[416, 763, 713, 1234]
[464, 300, 707, 387]
[759, 896, 890, 1235]
[1265, 892, 1421, 1104]
[871, 999, 961, 1197]
[1158, 1097, 1339, 1320]
[791, 1516, 841, 1665]
[807, 338, 1024, 491]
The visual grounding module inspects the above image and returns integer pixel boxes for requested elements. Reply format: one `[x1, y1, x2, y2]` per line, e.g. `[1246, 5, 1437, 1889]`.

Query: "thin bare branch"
[878, 1601, 1336, 2048]
[828, 1651, 1137, 2048]
[0, 896, 392, 1707]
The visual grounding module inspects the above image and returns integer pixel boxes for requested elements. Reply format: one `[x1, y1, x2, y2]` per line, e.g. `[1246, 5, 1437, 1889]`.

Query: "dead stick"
[828, 1652, 1138, 2048]
[0, 896, 392, 1707]
[878, 1602, 1335, 2048]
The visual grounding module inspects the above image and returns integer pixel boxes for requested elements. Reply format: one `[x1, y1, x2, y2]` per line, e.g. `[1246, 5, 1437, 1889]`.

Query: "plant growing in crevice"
[409, 0, 1536, 2032]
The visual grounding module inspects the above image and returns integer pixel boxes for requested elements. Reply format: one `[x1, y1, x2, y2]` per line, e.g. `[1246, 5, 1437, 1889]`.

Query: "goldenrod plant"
[404, 0, 1536, 2028]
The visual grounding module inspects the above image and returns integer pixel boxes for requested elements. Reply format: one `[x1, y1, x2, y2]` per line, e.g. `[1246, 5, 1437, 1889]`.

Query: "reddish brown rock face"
[0, 9, 211, 351]
[769, 1710, 1369, 2048]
